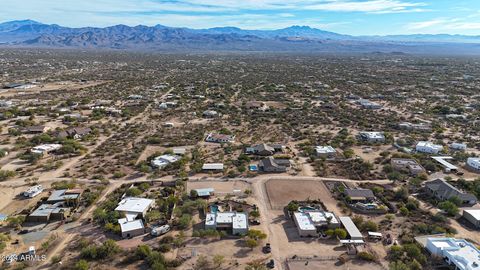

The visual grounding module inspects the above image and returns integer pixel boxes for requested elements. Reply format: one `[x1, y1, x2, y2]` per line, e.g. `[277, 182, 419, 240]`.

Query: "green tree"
[245, 238, 258, 249]
[438, 201, 459, 216]
[74, 260, 89, 270]
[334, 228, 347, 239]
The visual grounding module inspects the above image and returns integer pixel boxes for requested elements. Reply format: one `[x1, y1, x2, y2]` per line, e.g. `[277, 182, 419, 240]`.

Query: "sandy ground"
[186, 180, 251, 195]
[135, 145, 168, 165]
[0, 81, 109, 98]
[264, 179, 342, 213]
[287, 259, 384, 270]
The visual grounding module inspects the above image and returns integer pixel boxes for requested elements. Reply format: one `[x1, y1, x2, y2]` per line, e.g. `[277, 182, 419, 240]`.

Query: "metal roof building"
[339, 216, 363, 241]
[202, 163, 224, 171]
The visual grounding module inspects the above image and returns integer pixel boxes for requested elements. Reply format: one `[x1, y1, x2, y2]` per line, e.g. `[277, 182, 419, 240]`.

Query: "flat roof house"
[293, 211, 340, 237]
[31, 144, 62, 155]
[357, 99, 382, 110]
[115, 197, 154, 220]
[450, 142, 467, 151]
[205, 133, 235, 143]
[151, 154, 180, 169]
[205, 212, 248, 235]
[194, 188, 215, 198]
[47, 189, 82, 206]
[398, 122, 431, 132]
[202, 110, 219, 118]
[26, 203, 70, 223]
[390, 158, 426, 175]
[357, 132, 385, 143]
[23, 185, 43, 198]
[416, 141, 443, 154]
[462, 209, 480, 229]
[426, 238, 480, 270]
[315, 146, 336, 158]
[467, 158, 480, 171]
[425, 179, 477, 205]
[118, 218, 145, 238]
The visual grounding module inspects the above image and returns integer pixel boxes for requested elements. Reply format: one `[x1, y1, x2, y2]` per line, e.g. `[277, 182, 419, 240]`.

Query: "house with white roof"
[426, 238, 480, 270]
[151, 154, 180, 169]
[357, 132, 385, 143]
[202, 163, 224, 171]
[416, 141, 443, 154]
[23, 185, 43, 198]
[118, 218, 145, 238]
[115, 197, 154, 220]
[293, 210, 340, 237]
[315, 146, 337, 158]
[467, 158, 480, 171]
[115, 197, 154, 238]
[450, 142, 467, 151]
[204, 212, 248, 235]
[31, 144, 62, 155]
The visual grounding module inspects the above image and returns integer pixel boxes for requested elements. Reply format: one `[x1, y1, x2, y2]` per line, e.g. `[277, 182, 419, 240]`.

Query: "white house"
[293, 211, 340, 237]
[425, 238, 480, 270]
[416, 141, 443, 154]
[358, 132, 385, 143]
[450, 143, 467, 151]
[205, 133, 235, 143]
[115, 197, 154, 220]
[151, 154, 180, 169]
[467, 157, 480, 171]
[205, 212, 248, 235]
[315, 146, 336, 158]
[202, 110, 219, 118]
[118, 218, 145, 238]
[23, 185, 43, 198]
[31, 144, 62, 155]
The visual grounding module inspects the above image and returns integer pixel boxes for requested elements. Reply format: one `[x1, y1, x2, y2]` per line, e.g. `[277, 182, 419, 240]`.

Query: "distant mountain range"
[1, 20, 480, 54]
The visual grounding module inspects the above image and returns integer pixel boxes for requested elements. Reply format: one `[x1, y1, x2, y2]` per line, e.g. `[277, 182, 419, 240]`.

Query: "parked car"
[262, 243, 271, 254]
[266, 259, 275, 269]
[151, 225, 171, 237]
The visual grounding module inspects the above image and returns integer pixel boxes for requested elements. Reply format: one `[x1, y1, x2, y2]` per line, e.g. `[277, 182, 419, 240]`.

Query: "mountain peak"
[286, 25, 313, 30]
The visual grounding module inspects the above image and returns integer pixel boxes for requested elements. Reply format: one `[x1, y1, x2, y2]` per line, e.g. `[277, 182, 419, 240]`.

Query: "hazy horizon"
[1, 0, 479, 36]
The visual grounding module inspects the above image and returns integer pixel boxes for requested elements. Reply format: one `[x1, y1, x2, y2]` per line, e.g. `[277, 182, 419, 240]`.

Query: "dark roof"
[425, 179, 477, 202]
[345, 189, 375, 199]
[259, 157, 288, 171]
[253, 143, 274, 153]
[57, 127, 91, 138]
[23, 125, 46, 132]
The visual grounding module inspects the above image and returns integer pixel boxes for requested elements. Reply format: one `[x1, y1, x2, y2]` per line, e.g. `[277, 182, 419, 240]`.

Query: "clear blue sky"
[1, 0, 480, 35]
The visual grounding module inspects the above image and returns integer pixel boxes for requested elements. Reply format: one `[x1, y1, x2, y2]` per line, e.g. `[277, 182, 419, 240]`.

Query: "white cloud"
[405, 17, 480, 33]
[303, 0, 426, 13]
[406, 19, 448, 30]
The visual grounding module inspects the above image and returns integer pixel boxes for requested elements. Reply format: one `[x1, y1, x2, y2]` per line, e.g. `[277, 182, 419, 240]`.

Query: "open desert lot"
[187, 180, 251, 195]
[287, 259, 384, 270]
[265, 179, 336, 210]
